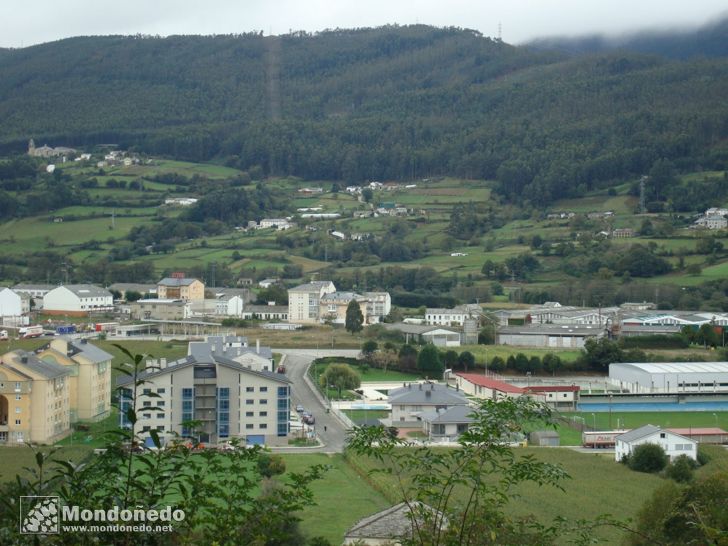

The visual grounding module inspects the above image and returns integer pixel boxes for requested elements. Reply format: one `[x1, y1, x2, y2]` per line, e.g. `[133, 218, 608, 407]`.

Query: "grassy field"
[0, 445, 94, 483]
[571, 410, 728, 432]
[459, 344, 583, 364]
[344, 446, 676, 543]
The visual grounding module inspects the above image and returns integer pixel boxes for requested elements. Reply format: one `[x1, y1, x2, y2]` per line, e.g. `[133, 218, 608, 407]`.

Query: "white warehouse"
[610, 361, 728, 394]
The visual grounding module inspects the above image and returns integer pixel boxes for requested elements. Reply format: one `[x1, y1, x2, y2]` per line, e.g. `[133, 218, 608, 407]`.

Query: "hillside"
[0, 26, 727, 205]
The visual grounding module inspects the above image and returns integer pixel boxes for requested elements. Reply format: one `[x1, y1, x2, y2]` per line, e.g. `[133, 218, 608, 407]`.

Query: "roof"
[667, 428, 728, 436]
[68, 339, 113, 363]
[498, 325, 605, 336]
[13, 283, 56, 291]
[610, 362, 728, 375]
[345, 502, 443, 540]
[158, 277, 200, 287]
[289, 281, 334, 292]
[116, 354, 290, 387]
[616, 424, 694, 444]
[388, 382, 469, 405]
[421, 405, 477, 424]
[108, 283, 157, 293]
[523, 385, 581, 393]
[189, 337, 273, 361]
[321, 291, 364, 302]
[6, 350, 69, 380]
[55, 284, 112, 298]
[456, 373, 524, 394]
[382, 322, 460, 335]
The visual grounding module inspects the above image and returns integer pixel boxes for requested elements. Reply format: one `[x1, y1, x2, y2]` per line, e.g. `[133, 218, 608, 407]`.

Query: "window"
[15, 394, 21, 401]
[15, 407, 21, 414]
[157, 388, 166, 394]
[142, 426, 150, 432]
[143, 414, 151, 420]
[246, 411, 254, 417]
[143, 388, 151, 395]
[158, 401, 165, 407]
[15, 419, 21, 425]
[245, 424, 254, 430]
[260, 424, 267, 429]
[246, 399, 254, 405]
[143, 401, 151, 407]
[660, 433, 666, 438]
[259, 411, 268, 417]
[157, 413, 164, 419]
[260, 399, 268, 405]
[15, 382, 21, 391]
[246, 386, 254, 392]
[278, 386, 288, 396]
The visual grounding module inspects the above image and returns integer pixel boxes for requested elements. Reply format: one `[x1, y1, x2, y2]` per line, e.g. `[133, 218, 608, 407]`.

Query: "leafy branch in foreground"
[347, 397, 622, 546]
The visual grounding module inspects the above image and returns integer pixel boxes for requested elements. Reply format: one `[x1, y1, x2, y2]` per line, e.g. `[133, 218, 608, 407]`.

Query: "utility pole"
[639, 176, 647, 214]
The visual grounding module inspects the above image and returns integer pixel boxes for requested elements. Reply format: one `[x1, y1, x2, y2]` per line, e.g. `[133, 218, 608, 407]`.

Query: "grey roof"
[108, 283, 157, 294]
[9, 351, 69, 380]
[382, 323, 460, 335]
[59, 284, 113, 298]
[245, 305, 288, 313]
[388, 383, 469, 406]
[616, 424, 662, 443]
[421, 404, 476, 424]
[611, 362, 728, 375]
[68, 339, 113, 363]
[321, 291, 363, 302]
[13, 283, 56, 291]
[188, 336, 273, 361]
[345, 502, 443, 540]
[116, 354, 290, 387]
[158, 277, 200, 287]
[289, 281, 333, 292]
[497, 325, 605, 336]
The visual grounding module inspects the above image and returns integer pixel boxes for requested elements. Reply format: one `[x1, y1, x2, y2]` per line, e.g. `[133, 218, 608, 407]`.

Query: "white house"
[258, 278, 279, 289]
[364, 291, 391, 322]
[615, 424, 697, 462]
[388, 382, 469, 426]
[426, 304, 482, 327]
[258, 218, 294, 230]
[43, 285, 114, 316]
[0, 287, 26, 317]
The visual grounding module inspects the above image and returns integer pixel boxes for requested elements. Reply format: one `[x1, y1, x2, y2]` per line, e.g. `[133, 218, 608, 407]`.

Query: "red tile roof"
[456, 373, 524, 394]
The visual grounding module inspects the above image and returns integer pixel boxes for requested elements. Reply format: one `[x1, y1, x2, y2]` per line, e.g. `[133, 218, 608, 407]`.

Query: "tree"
[256, 284, 289, 305]
[398, 344, 418, 371]
[347, 397, 607, 544]
[257, 453, 286, 478]
[665, 455, 696, 483]
[417, 344, 443, 376]
[627, 443, 668, 473]
[443, 350, 459, 369]
[361, 340, 378, 363]
[345, 300, 364, 334]
[362, 188, 373, 203]
[458, 351, 475, 372]
[320, 363, 361, 398]
[581, 338, 623, 371]
[125, 290, 143, 302]
[628, 472, 728, 545]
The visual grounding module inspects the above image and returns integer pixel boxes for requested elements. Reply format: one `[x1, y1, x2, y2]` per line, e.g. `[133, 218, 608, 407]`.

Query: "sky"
[1, 0, 727, 48]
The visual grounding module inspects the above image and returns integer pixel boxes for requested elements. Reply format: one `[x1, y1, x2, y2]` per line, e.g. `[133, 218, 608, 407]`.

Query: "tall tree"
[345, 300, 364, 334]
[417, 344, 443, 376]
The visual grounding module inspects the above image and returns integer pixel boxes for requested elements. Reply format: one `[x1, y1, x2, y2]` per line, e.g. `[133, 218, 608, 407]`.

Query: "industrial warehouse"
[609, 362, 728, 394]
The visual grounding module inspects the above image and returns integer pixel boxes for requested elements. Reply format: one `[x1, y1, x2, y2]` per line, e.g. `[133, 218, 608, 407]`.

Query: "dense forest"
[1, 24, 728, 205]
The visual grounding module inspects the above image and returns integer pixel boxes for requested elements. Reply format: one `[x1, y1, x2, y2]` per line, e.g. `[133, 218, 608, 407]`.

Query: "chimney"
[256, 339, 260, 354]
[21, 356, 28, 364]
[425, 390, 431, 398]
[419, 384, 422, 390]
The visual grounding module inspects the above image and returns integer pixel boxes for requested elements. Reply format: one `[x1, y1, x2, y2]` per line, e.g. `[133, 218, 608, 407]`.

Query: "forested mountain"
[528, 15, 728, 59]
[1, 25, 728, 205]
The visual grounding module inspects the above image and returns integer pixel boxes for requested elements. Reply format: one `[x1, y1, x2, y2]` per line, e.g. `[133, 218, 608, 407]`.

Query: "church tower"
[28, 138, 36, 156]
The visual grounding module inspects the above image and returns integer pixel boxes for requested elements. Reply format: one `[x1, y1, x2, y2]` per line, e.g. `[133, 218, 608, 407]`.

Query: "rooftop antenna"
[497, 22, 502, 42]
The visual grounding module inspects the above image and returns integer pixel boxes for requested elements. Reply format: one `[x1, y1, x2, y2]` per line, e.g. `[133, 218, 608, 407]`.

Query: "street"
[273, 349, 359, 453]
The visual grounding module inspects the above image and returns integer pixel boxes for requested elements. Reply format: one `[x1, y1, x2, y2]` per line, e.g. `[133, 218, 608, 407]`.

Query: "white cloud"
[1, 0, 726, 47]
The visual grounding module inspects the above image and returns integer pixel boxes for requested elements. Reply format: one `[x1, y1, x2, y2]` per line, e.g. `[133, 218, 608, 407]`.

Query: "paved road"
[272, 349, 359, 454]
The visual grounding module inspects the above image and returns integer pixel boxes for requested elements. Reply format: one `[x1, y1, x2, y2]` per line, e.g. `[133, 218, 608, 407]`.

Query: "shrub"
[628, 443, 668, 473]
[665, 455, 697, 483]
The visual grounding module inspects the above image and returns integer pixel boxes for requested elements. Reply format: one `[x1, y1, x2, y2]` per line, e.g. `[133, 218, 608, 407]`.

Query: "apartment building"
[157, 277, 205, 301]
[118, 354, 291, 446]
[0, 350, 71, 444]
[288, 281, 336, 324]
[36, 338, 113, 422]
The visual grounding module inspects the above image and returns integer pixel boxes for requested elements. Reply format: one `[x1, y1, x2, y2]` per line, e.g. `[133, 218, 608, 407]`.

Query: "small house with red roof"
[454, 373, 526, 401]
[523, 385, 581, 410]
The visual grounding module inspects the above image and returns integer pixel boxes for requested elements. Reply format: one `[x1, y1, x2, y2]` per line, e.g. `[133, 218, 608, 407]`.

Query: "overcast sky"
[1, 0, 727, 48]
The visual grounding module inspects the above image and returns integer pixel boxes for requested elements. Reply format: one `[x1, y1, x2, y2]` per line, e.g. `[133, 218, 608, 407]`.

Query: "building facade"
[118, 355, 291, 446]
[157, 277, 205, 301]
[287, 281, 337, 324]
[615, 425, 697, 462]
[0, 350, 71, 444]
[43, 285, 114, 316]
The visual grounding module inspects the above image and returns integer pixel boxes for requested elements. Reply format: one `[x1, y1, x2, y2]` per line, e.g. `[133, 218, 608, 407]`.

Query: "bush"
[628, 443, 669, 473]
[665, 455, 697, 483]
[697, 446, 711, 466]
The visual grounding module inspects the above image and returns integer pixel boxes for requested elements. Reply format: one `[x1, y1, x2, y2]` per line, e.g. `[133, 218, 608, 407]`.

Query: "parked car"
[295, 404, 305, 413]
[302, 414, 315, 425]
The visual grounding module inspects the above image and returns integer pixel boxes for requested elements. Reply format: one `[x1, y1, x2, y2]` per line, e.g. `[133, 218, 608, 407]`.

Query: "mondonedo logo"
[20, 496, 185, 535]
